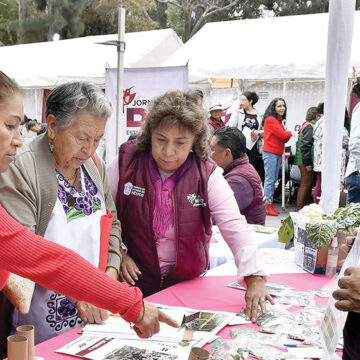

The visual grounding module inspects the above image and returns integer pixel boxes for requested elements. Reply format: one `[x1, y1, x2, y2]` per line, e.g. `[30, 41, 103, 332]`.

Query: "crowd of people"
[206, 83, 360, 215]
[1, 69, 360, 359]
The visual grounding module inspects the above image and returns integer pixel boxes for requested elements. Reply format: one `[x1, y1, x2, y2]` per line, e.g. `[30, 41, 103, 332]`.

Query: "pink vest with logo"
[115, 142, 217, 296]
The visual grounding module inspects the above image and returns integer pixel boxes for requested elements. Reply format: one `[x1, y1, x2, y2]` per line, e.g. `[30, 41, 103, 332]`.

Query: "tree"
[82, 0, 159, 37]
[0, 0, 18, 45]
[159, 0, 242, 41]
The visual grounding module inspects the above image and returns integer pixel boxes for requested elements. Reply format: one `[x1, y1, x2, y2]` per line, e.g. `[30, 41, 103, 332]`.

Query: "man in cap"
[208, 103, 224, 140]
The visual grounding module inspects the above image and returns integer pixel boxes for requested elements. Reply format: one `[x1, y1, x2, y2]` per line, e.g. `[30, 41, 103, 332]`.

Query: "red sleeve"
[265, 117, 292, 142]
[0, 205, 142, 322]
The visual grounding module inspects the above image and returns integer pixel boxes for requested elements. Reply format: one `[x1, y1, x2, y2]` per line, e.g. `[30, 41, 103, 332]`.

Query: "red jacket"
[263, 115, 292, 155]
[0, 204, 142, 322]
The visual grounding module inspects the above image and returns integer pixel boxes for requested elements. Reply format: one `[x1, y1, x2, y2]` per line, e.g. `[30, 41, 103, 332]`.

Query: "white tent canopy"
[164, 11, 360, 82]
[0, 28, 183, 88]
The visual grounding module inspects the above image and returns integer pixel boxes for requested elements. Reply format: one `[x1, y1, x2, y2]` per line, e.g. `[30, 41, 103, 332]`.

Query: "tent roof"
[164, 12, 360, 81]
[0, 28, 183, 88]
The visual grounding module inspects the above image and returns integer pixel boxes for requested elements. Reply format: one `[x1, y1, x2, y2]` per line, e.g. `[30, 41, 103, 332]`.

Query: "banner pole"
[116, 8, 126, 150]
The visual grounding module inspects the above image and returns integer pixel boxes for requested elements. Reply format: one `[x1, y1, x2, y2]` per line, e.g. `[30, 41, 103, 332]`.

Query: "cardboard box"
[290, 212, 349, 274]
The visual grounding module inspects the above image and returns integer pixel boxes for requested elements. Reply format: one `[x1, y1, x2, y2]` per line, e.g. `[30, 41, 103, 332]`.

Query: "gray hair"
[46, 81, 112, 130]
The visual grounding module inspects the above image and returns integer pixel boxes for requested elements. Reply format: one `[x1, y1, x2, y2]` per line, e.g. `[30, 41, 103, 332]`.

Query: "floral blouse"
[56, 165, 103, 222]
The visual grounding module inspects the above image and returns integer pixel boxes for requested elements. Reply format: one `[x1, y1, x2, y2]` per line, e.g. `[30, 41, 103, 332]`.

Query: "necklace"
[66, 169, 78, 184]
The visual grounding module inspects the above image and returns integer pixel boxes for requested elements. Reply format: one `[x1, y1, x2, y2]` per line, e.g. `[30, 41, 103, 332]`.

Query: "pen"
[283, 344, 319, 348]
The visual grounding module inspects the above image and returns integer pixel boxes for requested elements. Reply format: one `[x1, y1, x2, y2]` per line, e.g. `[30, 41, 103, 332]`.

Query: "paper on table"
[56, 335, 182, 360]
[241, 126, 257, 150]
[320, 231, 360, 359]
[286, 347, 323, 358]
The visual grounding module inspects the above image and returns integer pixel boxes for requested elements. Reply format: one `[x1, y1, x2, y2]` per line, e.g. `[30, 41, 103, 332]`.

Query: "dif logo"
[123, 86, 150, 127]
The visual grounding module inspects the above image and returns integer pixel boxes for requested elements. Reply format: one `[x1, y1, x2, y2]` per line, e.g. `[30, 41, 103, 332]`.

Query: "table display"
[209, 225, 282, 269]
[22, 270, 340, 360]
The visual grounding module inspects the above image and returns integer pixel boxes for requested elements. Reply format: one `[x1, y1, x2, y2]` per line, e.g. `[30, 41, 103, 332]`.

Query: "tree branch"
[190, 0, 241, 37]
[157, 0, 182, 10]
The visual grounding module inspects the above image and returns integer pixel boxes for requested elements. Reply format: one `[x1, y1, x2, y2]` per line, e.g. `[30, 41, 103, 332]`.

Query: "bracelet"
[134, 300, 145, 324]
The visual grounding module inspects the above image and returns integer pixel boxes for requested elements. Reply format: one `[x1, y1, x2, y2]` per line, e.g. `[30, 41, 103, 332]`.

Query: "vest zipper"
[160, 277, 164, 289]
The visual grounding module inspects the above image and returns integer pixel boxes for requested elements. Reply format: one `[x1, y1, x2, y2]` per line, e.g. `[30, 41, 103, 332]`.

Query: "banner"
[105, 66, 188, 163]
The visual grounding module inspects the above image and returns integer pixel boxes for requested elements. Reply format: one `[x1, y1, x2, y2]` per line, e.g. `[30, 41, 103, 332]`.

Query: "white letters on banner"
[105, 66, 188, 164]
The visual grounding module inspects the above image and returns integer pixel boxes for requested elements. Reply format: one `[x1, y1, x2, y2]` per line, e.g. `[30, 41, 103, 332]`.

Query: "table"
[209, 225, 283, 269]
[208, 248, 306, 276]
[28, 270, 338, 360]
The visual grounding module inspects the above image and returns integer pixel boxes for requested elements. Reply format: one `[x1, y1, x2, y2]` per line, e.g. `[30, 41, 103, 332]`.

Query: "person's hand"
[105, 266, 119, 280]
[132, 301, 179, 338]
[76, 301, 110, 323]
[244, 276, 274, 322]
[341, 229, 358, 254]
[120, 250, 142, 286]
[333, 266, 360, 312]
[251, 130, 259, 142]
[305, 165, 313, 172]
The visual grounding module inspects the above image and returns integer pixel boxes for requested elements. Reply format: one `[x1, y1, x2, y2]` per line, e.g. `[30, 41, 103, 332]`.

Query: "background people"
[108, 91, 272, 322]
[228, 91, 264, 180]
[191, 89, 204, 107]
[294, 106, 318, 210]
[27, 119, 47, 135]
[262, 98, 292, 216]
[345, 81, 360, 204]
[210, 126, 266, 225]
[313, 103, 349, 203]
[208, 103, 225, 140]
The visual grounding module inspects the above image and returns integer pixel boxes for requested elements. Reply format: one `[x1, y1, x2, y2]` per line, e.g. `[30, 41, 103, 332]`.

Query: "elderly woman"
[0, 71, 176, 356]
[0, 81, 122, 344]
[108, 90, 272, 323]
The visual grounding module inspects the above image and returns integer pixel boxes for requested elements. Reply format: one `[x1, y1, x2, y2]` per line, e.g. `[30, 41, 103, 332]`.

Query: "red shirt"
[263, 115, 292, 155]
[0, 204, 142, 322]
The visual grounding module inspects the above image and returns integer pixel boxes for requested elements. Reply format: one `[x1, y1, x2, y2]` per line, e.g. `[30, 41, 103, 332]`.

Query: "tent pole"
[282, 80, 286, 210]
[116, 8, 126, 150]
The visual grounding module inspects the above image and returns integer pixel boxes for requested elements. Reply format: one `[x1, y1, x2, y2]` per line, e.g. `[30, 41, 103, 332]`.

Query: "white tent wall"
[22, 89, 43, 122]
[164, 12, 360, 82]
[0, 29, 183, 119]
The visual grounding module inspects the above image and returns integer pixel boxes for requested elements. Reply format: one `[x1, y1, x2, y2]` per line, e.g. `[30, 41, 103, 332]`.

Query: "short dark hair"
[242, 91, 259, 106]
[305, 107, 318, 121]
[27, 120, 39, 130]
[316, 102, 324, 115]
[352, 79, 360, 99]
[213, 126, 247, 160]
[192, 89, 204, 98]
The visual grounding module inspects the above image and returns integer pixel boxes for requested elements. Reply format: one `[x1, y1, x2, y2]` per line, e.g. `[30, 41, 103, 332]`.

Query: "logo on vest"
[124, 182, 145, 197]
[187, 193, 206, 207]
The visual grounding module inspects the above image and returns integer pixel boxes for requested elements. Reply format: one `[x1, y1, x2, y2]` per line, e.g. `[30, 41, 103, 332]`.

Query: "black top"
[242, 110, 259, 131]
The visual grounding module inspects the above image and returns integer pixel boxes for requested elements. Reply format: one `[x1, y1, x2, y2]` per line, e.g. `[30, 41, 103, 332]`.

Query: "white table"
[207, 248, 306, 276]
[209, 224, 284, 269]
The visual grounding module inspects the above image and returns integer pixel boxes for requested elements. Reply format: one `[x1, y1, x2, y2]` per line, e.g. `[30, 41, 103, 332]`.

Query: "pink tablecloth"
[27, 273, 336, 359]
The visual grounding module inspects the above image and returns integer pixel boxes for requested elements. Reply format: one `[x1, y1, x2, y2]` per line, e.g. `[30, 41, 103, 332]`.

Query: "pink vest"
[115, 142, 217, 296]
[223, 157, 266, 226]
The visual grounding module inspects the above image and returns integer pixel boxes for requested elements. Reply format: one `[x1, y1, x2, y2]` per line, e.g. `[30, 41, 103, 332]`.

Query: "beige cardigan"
[0, 133, 121, 271]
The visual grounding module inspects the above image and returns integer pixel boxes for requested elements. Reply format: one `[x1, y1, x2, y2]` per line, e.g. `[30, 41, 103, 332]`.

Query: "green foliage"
[0, 0, 18, 45]
[278, 215, 294, 243]
[82, 0, 159, 37]
[305, 220, 338, 249]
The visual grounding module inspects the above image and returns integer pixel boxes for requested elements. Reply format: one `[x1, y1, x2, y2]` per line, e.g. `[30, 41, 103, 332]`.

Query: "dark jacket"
[115, 141, 217, 296]
[223, 157, 266, 225]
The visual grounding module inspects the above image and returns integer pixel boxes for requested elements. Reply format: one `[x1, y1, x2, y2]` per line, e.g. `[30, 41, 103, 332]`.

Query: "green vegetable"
[305, 220, 338, 249]
[278, 216, 294, 243]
